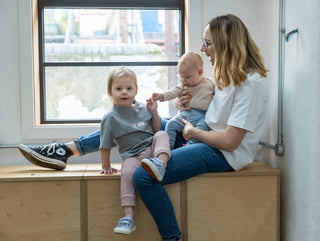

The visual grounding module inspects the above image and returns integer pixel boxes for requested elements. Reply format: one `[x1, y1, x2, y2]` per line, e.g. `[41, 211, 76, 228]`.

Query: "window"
[38, 0, 185, 124]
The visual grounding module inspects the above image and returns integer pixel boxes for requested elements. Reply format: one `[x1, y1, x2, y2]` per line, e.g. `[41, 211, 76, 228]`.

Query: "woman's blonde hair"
[107, 66, 137, 97]
[208, 14, 267, 90]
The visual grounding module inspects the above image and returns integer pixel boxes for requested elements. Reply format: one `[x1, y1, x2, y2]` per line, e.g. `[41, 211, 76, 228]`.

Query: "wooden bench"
[0, 160, 280, 241]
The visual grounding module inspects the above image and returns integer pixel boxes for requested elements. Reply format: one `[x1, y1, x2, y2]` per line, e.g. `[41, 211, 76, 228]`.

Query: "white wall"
[1, 0, 320, 240]
[0, 1, 23, 164]
[265, 0, 320, 240]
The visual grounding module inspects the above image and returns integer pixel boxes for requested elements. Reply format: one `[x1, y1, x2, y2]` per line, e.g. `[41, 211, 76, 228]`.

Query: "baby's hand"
[152, 93, 164, 102]
[100, 166, 118, 175]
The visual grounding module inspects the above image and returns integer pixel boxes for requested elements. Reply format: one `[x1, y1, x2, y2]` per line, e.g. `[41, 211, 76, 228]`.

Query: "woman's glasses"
[202, 39, 212, 49]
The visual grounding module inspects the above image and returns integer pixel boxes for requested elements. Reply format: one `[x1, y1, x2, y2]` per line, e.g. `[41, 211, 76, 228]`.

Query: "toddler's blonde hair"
[107, 66, 137, 97]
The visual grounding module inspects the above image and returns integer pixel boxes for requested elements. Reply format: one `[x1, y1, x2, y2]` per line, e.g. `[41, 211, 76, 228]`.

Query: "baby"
[152, 51, 215, 149]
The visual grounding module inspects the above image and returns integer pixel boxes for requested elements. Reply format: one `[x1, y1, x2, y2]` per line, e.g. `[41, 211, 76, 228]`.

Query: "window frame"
[38, 0, 185, 124]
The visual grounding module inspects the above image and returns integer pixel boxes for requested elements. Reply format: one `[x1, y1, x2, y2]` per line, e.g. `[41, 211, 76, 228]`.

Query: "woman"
[133, 14, 268, 241]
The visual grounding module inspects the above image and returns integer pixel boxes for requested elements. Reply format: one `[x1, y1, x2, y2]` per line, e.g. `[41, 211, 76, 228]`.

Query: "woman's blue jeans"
[74, 119, 233, 240]
[133, 143, 233, 241]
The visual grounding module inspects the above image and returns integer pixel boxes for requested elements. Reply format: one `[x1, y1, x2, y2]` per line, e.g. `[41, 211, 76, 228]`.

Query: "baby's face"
[178, 67, 202, 87]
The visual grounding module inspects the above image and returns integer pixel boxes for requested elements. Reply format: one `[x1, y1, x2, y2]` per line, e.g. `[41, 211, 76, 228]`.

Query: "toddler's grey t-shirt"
[100, 101, 154, 160]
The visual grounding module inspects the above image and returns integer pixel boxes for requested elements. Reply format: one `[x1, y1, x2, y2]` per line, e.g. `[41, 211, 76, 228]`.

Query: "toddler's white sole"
[114, 226, 136, 235]
[141, 159, 163, 182]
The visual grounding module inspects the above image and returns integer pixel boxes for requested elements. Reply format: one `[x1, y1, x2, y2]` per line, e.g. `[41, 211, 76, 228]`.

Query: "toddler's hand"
[146, 98, 158, 113]
[100, 166, 118, 175]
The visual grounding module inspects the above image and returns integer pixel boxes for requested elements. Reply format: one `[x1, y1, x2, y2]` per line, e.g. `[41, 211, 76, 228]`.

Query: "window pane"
[44, 66, 179, 121]
[44, 9, 181, 62]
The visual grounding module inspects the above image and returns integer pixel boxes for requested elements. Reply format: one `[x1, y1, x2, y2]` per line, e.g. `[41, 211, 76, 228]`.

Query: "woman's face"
[201, 25, 215, 66]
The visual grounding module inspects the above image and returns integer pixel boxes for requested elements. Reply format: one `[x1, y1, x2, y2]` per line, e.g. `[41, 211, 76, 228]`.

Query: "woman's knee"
[133, 167, 145, 189]
[133, 167, 153, 190]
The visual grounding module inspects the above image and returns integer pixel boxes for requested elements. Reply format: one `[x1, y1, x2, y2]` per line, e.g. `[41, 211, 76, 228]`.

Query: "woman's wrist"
[188, 126, 197, 139]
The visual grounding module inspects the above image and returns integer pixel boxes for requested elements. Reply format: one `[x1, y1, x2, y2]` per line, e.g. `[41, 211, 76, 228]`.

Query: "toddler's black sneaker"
[18, 143, 73, 170]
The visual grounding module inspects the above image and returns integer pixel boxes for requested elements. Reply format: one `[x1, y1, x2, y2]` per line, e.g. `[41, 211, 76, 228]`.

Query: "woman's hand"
[180, 118, 195, 141]
[181, 120, 247, 152]
[175, 89, 192, 110]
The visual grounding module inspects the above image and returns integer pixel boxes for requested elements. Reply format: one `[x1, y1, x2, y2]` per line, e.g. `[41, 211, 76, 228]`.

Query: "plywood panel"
[0, 161, 279, 241]
[187, 175, 279, 241]
[0, 181, 81, 241]
[87, 179, 181, 241]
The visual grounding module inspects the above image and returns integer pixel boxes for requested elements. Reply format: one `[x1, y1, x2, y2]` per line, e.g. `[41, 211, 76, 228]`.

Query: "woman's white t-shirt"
[205, 73, 268, 170]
